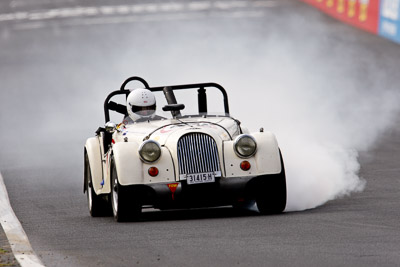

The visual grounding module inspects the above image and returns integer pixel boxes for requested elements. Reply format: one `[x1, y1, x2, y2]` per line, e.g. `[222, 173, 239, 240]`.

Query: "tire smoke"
[223, 36, 400, 211]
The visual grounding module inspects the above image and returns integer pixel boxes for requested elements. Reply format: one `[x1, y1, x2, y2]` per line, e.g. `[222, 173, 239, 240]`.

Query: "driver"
[124, 88, 157, 123]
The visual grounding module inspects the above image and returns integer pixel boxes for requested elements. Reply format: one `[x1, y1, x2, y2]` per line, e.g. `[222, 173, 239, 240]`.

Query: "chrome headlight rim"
[138, 140, 162, 163]
[234, 134, 257, 158]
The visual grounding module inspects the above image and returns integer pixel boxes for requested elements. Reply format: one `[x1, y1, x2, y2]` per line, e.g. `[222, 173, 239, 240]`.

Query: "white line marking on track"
[0, 172, 45, 267]
[11, 9, 266, 30]
[0, 0, 278, 22]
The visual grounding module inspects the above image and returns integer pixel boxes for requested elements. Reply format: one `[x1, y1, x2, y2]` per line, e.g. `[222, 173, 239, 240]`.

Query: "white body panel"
[223, 131, 281, 177]
[84, 137, 104, 194]
[113, 143, 176, 186]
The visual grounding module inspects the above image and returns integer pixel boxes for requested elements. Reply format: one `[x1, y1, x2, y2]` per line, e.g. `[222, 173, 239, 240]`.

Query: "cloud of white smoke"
[224, 35, 400, 211]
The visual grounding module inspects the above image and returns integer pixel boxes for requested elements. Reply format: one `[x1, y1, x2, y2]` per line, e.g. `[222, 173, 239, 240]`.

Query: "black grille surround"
[177, 133, 221, 179]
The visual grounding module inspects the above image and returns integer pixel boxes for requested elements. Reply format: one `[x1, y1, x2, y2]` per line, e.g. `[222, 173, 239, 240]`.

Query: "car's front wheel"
[85, 153, 112, 217]
[255, 174, 286, 214]
[255, 151, 287, 215]
[111, 157, 142, 222]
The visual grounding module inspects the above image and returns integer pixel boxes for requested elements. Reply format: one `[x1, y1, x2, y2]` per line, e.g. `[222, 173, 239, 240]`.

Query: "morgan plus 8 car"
[84, 76, 286, 222]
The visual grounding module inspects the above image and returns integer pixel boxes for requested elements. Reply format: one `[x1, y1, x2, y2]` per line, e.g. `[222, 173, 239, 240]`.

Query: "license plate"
[186, 172, 215, 185]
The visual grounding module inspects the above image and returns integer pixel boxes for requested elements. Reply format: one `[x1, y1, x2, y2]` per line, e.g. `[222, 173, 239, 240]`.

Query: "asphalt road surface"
[1, 0, 400, 266]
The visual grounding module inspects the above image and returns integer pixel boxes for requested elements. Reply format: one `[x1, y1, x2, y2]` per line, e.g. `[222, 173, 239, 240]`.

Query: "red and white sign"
[302, 0, 380, 33]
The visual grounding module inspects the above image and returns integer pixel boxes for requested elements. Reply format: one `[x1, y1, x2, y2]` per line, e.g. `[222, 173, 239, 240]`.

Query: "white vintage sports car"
[84, 76, 286, 222]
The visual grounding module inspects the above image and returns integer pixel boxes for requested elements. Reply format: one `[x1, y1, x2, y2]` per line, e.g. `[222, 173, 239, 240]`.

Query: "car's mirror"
[162, 104, 185, 112]
[105, 121, 117, 133]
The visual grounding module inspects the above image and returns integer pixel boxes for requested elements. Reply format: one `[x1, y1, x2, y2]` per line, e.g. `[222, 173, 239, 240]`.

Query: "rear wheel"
[255, 151, 287, 215]
[85, 153, 112, 217]
[111, 157, 142, 222]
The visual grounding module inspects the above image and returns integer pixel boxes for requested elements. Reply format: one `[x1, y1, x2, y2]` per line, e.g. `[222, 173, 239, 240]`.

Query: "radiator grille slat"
[177, 133, 221, 179]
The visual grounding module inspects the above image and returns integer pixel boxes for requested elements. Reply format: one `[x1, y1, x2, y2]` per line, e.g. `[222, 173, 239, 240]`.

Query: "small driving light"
[148, 167, 159, 177]
[234, 135, 257, 158]
[105, 121, 117, 133]
[139, 140, 162, 163]
[240, 161, 251, 171]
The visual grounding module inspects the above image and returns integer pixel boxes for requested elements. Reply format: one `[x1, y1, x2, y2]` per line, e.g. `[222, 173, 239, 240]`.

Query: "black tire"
[110, 157, 142, 222]
[255, 151, 287, 215]
[85, 153, 112, 217]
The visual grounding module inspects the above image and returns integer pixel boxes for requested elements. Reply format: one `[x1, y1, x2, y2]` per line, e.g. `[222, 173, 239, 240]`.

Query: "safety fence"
[302, 0, 400, 43]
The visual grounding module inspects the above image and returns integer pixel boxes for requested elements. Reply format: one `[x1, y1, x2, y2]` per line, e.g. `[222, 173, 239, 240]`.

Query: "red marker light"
[148, 167, 159, 177]
[240, 161, 251, 171]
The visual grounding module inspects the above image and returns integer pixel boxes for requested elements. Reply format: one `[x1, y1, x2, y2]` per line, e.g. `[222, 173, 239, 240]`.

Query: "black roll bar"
[104, 76, 230, 123]
[149, 82, 229, 114]
[104, 90, 130, 122]
[120, 76, 150, 90]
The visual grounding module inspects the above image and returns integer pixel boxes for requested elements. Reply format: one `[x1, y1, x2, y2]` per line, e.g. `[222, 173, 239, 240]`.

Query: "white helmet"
[126, 88, 156, 121]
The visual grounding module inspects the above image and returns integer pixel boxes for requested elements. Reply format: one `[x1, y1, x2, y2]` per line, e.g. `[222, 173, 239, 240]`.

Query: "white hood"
[120, 116, 240, 145]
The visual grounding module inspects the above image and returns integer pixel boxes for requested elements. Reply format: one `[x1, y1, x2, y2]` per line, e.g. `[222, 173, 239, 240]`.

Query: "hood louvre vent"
[177, 133, 221, 179]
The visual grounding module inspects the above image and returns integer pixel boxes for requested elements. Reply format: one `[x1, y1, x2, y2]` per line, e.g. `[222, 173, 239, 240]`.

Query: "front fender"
[113, 142, 176, 186]
[85, 137, 103, 194]
[113, 142, 142, 186]
[252, 131, 282, 174]
[223, 131, 281, 177]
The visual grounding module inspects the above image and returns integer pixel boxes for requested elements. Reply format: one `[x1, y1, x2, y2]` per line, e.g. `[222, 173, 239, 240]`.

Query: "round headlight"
[234, 135, 257, 158]
[139, 140, 161, 163]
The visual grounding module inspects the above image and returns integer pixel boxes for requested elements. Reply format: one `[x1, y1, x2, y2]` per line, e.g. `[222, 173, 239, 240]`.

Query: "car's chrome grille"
[177, 133, 221, 179]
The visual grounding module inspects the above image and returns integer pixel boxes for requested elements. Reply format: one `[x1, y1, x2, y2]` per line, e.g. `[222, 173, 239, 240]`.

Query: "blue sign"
[379, 0, 400, 43]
